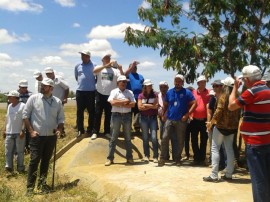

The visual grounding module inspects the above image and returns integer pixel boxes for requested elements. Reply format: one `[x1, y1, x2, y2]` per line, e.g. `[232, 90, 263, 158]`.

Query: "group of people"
[2, 48, 270, 201]
[3, 67, 69, 194]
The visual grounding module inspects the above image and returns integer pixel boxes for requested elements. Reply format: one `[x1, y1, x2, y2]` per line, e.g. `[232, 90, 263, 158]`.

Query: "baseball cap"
[159, 81, 168, 86]
[211, 79, 223, 85]
[44, 67, 54, 74]
[7, 90, 20, 97]
[41, 78, 54, 87]
[19, 79, 28, 87]
[240, 65, 262, 78]
[102, 54, 111, 59]
[117, 75, 127, 82]
[175, 74, 184, 81]
[33, 71, 42, 78]
[221, 77, 235, 87]
[79, 50, 91, 56]
[197, 75, 206, 82]
[143, 79, 153, 86]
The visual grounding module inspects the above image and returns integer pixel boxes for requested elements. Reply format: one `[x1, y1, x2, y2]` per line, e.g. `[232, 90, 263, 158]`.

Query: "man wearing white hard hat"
[91, 54, 124, 140]
[3, 90, 26, 174]
[158, 74, 197, 166]
[23, 78, 64, 194]
[229, 65, 270, 202]
[33, 71, 43, 94]
[75, 50, 96, 138]
[105, 75, 136, 166]
[190, 75, 210, 166]
[17, 79, 33, 154]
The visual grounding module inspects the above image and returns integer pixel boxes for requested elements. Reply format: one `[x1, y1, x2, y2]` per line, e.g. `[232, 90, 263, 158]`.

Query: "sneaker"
[105, 160, 113, 166]
[143, 156, 149, 162]
[76, 131, 83, 138]
[158, 159, 165, 167]
[203, 176, 218, 182]
[153, 158, 158, 163]
[40, 184, 52, 193]
[181, 156, 189, 161]
[105, 133, 112, 139]
[220, 175, 232, 181]
[91, 133, 97, 140]
[126, 159, 134, 164]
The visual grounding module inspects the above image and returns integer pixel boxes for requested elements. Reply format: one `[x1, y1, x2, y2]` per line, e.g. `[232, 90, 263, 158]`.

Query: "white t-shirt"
[95, 67, 121, 95]
[53, 76, 69, 101]
[108, 88, 136, 113]
[6, 102, 25, 134]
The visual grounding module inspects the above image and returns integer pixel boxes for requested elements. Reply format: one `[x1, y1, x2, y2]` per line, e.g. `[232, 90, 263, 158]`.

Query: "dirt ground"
[57, 136, 252, 202]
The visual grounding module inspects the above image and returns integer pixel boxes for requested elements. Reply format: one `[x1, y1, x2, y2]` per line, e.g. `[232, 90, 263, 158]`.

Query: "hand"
[234, 77, 242, 89]
[181, 114, 189, 122]
[62, 98, 67, 104]
[30, 130, 39, 138]
[2, 132, 6, 139]
[206, 122, 211, 132]
[54, 130, 62, 138]
[19, 131, 25, 139]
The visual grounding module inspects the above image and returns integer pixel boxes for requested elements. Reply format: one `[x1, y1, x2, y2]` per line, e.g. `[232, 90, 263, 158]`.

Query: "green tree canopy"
[124, 0, 270, 83]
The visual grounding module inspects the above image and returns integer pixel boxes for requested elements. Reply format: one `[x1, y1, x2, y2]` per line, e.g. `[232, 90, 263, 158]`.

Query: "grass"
[0, 106, 98, 202]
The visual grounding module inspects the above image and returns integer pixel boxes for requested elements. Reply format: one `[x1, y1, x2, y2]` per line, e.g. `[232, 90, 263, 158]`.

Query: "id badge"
[174, 101, 177, 106]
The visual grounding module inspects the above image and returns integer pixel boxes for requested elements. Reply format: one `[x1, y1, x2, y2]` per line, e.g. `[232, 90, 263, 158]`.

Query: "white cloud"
[55, 0, 75, 7]
[40, 56, 70, 67]
[87, 23, 145, 39]
[140, 61, 155, 68]
[0, 29, 31, 44]
[72, 23, 80, 28]
[0, 53, 23, 68]
[60, 39, 118, 58]
[0, 0, 43, 12]
[140, 0, 151, 9]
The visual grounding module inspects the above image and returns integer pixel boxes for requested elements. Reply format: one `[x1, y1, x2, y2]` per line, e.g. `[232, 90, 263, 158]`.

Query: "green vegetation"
[125, 0, 270, 83]
[0, 106, 98, 201]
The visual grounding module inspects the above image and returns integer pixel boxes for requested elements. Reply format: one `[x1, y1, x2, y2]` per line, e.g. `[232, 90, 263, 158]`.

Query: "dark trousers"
[93, 92, 111, 135]
[76, 90, 95, 133]
[27, 135, 56, 188]
[184, 123, 192, 157]
[190, 118, 208, 162]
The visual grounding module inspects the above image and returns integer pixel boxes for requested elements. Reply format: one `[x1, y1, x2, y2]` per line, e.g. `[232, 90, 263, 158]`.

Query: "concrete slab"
[56, 137, 252, 202]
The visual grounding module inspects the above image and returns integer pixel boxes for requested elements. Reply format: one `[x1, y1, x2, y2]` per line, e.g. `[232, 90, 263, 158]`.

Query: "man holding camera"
[91, 54, 124, 140]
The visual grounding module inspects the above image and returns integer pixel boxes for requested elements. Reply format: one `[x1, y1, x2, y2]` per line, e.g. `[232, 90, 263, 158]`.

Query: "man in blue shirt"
[158, 74, 197, 166]
[125, 61, 144, 133]
[74, 50, 96, 138]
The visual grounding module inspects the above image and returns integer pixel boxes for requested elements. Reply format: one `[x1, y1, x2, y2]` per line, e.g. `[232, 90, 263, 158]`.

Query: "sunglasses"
[120, 80, 127, 83]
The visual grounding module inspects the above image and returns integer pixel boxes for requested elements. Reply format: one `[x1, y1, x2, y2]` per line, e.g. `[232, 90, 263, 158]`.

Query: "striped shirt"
[236, 81, 270, 145]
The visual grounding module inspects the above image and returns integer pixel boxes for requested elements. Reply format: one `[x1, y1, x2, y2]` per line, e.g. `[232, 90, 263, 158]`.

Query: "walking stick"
[52, 136, 57, 190]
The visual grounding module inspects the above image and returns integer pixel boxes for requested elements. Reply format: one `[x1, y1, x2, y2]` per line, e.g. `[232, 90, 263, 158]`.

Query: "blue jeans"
[246, 144, 270, 202]
[210, 127, 235, 179]
[5, 133, 25, 171]
[140, 115, 158, 158]
[160, 119, 187, 161]
[107, 112, 133, 161]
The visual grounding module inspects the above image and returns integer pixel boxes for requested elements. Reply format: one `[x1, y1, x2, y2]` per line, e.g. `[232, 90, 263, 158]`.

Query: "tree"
[124, 0, 270, 83]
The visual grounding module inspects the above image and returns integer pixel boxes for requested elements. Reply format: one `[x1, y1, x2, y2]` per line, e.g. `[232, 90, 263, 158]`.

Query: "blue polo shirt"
[127, 72, 144, 99]
[165, 87, 195, 121]
[74, 61, 96, 91]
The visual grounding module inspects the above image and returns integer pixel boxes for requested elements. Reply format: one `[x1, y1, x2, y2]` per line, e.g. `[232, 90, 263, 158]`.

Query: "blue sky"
[0, 0, 224, 93]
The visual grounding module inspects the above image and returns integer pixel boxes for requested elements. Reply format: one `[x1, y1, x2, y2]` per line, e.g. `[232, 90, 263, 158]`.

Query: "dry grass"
[0, 106, 98, 202]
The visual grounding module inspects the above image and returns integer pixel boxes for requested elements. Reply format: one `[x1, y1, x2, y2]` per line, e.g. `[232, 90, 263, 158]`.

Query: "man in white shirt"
[92, 54, 124, 140]
[3, 90, 25, 173]
[44, 67, 69, 104]
[33, 71, 43, 94]
[105, 75, 136, 166]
